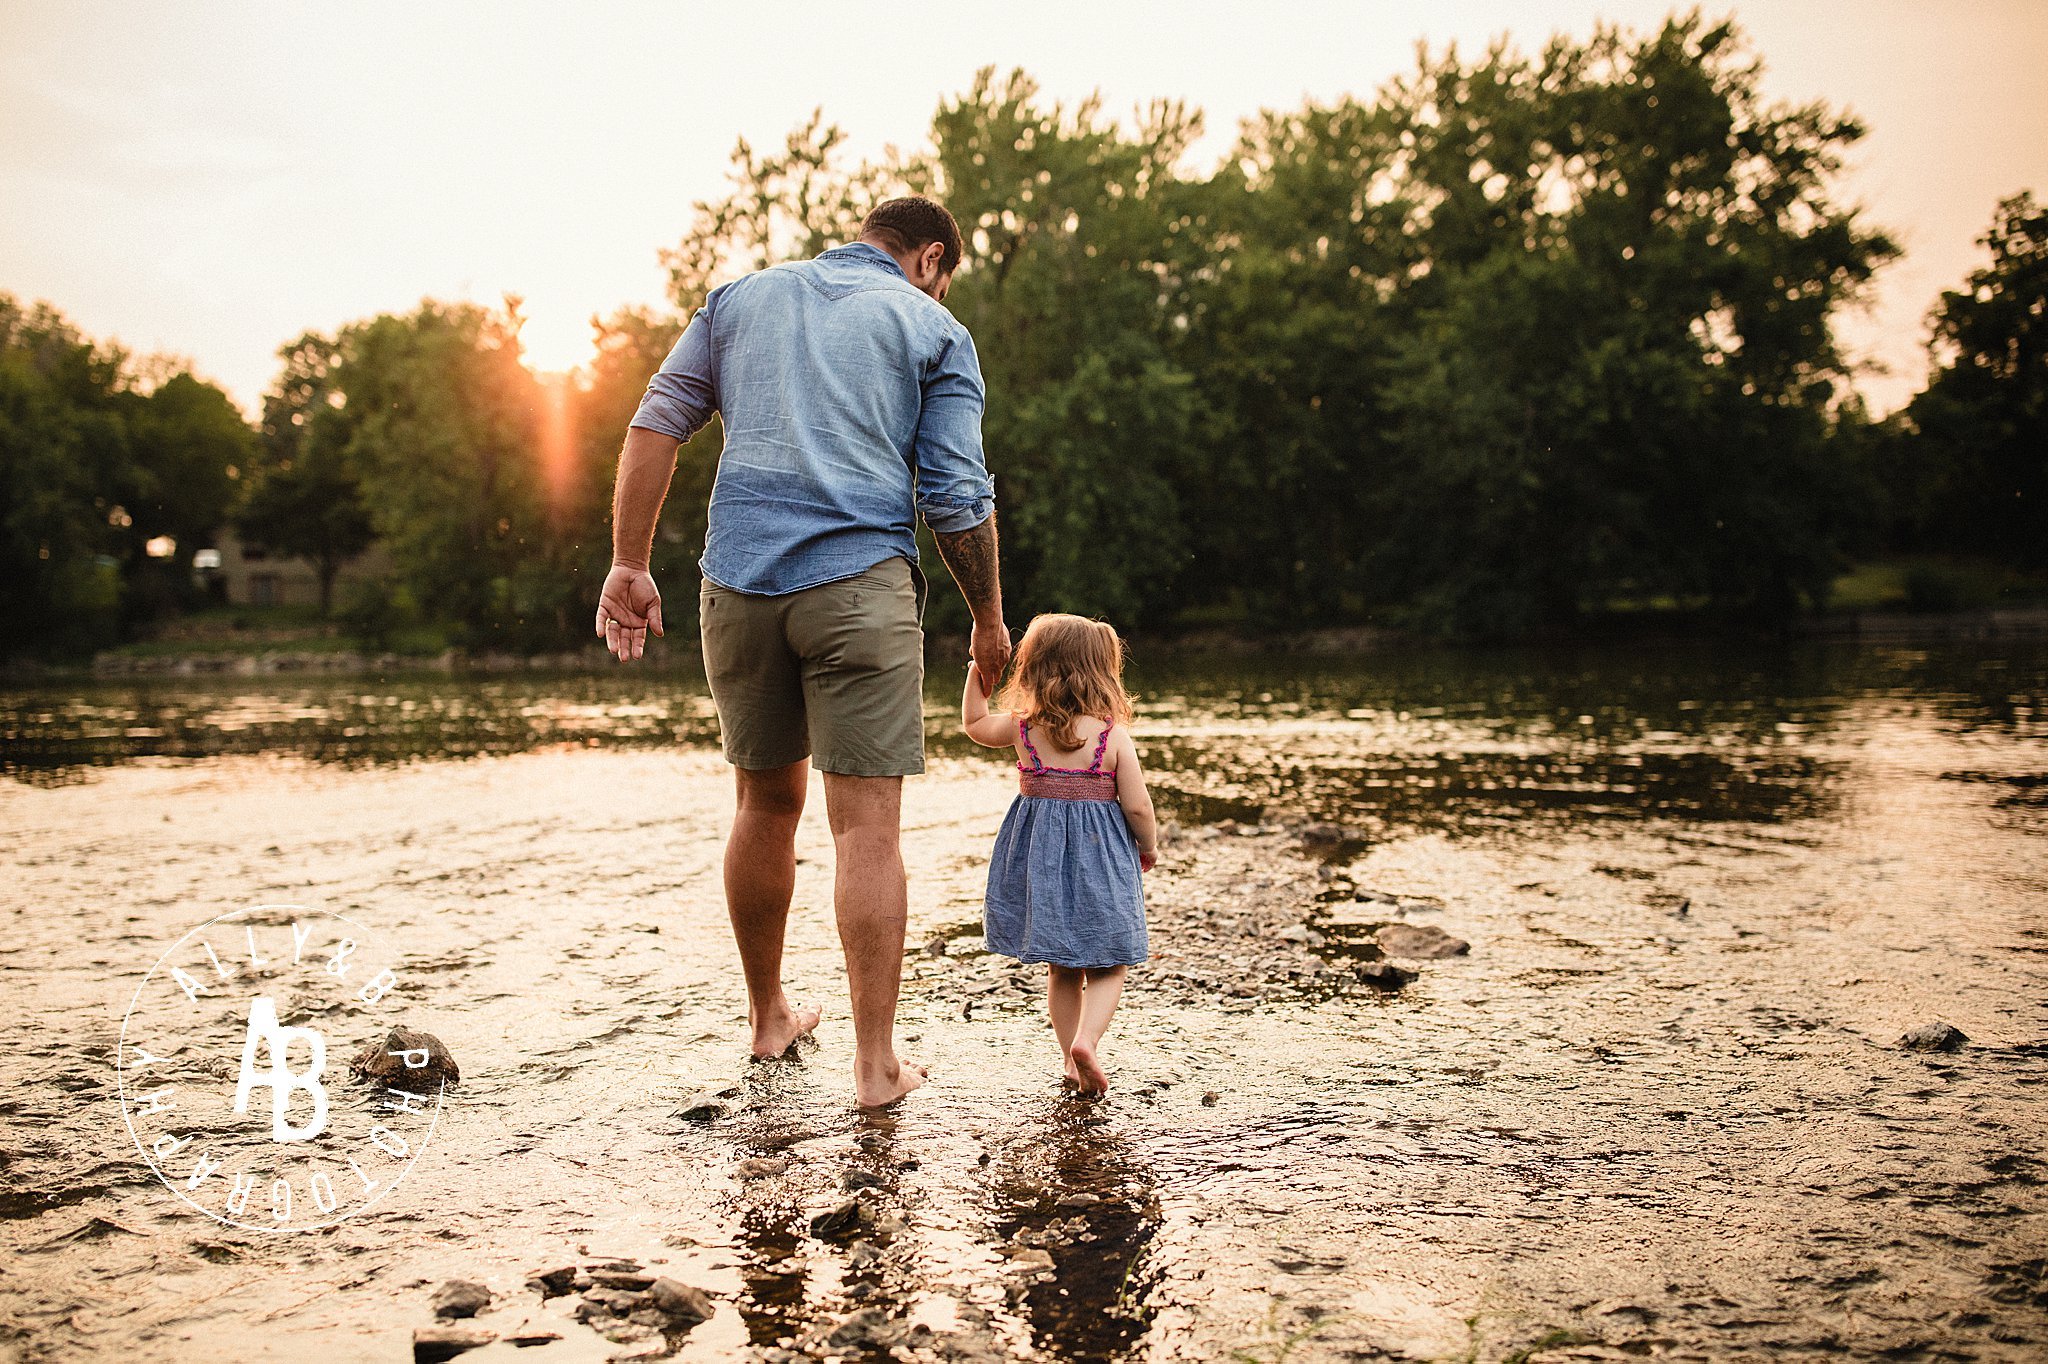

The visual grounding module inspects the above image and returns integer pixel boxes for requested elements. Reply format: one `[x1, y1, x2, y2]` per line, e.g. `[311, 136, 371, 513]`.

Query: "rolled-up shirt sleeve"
[913, 326, 995, 533]
[629, 294, 720, 441]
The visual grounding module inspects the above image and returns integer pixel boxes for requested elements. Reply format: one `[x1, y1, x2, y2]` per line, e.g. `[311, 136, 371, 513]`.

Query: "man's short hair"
[860, 196, 964, 276]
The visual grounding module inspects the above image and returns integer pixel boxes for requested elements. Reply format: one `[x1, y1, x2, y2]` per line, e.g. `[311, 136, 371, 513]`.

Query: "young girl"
[962, 614, 1158, 1095]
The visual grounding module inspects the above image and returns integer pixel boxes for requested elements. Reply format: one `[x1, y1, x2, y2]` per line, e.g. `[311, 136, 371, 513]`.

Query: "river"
[1, 639, 2044, 1361]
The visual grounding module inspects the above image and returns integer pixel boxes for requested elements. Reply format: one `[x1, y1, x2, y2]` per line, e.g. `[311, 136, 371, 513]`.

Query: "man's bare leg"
[727, 760, 821, 1058]
[822, 772, 926, 1107]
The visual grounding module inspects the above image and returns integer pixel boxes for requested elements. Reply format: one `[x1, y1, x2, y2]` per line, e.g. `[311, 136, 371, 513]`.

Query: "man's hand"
[596, 564, 663, 662]
[969, 617, 1011, 696]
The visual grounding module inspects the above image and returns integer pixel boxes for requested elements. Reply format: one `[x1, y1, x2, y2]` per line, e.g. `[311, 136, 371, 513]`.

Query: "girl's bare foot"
[1069, 1040, 1109, 1095]
[854, 1055, 928, 1109]
[1062, 1054, 1081, 1087]
[750, 1002, 821, 1059]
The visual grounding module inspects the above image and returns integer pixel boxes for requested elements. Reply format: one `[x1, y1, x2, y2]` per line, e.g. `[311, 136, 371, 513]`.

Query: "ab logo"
[118, 905, 444, 1232]
[233, 996, 328, 1142]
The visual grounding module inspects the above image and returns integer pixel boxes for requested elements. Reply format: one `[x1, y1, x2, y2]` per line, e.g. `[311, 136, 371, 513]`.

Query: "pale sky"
[3, 1, 2043, 417]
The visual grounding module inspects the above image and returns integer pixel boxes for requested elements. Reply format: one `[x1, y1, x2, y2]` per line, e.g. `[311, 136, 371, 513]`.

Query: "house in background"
[198, 527, 390, 609]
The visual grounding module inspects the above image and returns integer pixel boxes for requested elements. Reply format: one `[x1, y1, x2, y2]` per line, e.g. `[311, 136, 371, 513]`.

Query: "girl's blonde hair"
[998, 614, 1134, 753]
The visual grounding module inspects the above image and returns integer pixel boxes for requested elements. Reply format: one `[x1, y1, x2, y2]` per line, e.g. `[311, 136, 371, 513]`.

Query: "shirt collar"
[824, 240, 908, 280]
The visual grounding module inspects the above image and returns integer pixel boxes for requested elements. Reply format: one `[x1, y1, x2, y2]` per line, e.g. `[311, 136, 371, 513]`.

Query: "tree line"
[2, 15, 2040, 659]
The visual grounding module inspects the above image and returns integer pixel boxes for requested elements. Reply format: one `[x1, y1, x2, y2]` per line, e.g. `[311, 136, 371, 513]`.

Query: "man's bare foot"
[750, 1002, 821, 1060]
[854, 1055, 928, 1108]
[1069, 1040, 1109, 1095]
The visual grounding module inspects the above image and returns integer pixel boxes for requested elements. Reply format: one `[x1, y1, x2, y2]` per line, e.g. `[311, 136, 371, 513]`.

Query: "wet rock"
[808, 1196, 869, 1242]
[847, 1239, 883, 1270]
[924, 936, 949, 957]
[430, 1279, 491, 1319]
[1901, 1022, 1969, 1052]
[504, 1321, 561, 1346]
[591, 1269, 657, 1291]
[572, 1287, 646, 1321]
[647, 1276, 715, 1325]
[1375, 923, 1470, 960]
[842, 1169, 886, 1192]
[735, 1156, 788, 1180]
[676, 1083, 740, 1121]
[1277, 924, 1326, 945]
[412, 1325, 495, 1361]
[819, 1307, 903, 1352]
[525, 1263, 577, 1296]
[1355, 960, 1418, 989]
[1201, 1091, 1220, 1106]
[352, 1025, 459, 1090]
[1054, 1192, 1100, 1209]
[1008, 1248, 1055, 1272]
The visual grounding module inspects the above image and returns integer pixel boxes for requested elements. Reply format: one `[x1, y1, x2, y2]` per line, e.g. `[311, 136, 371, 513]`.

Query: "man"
[595, 195, 1009, 1109]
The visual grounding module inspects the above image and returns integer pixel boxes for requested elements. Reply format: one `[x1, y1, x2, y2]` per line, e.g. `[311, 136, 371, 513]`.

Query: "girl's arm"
[961, 661, 1016, 748]
[1110, 729, 1160, 870]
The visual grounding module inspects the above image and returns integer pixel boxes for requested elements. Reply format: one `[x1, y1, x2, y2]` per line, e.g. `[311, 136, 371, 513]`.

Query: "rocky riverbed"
[1, 642, 2045, 1361]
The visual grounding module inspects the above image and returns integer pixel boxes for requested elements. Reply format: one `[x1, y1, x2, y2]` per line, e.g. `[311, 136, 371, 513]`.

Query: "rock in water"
[648, 1277, 715, 1325]
[430, 1280, 491, 1319]
[808, 1197, 868, 1242]
[1900, 1022, 1969, 1052]
[1355, 960, 1418, 990]
[524, 1263, 577, 1296]
[735, 1156, 788, 1180]
[413, 1325, 495, 1361]
[352, 1025, 459, 1090]
[1374, 923, 1470, 960]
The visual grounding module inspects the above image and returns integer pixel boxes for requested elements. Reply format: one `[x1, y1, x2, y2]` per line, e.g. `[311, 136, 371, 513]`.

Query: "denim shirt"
[630, 242, 994, 596]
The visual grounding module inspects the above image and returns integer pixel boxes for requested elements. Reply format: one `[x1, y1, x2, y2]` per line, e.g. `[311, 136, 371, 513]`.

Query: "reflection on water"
[7, 643, 2043, 840]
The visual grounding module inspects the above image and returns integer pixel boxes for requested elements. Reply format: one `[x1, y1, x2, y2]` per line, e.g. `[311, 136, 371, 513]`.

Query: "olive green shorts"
[698, 557, 928, 777]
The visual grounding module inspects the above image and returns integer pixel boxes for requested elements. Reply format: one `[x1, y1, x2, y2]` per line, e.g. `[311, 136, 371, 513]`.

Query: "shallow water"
[1, 640, 2044, 1361]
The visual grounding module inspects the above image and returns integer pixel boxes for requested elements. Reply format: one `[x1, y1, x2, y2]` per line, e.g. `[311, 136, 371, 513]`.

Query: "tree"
[1354, 17, 1895, 632]
[322, 301, 549, 647]
[237, 333, 375, 614]
[1895, 192, 2047, 568]
[0, 294, 252, 655]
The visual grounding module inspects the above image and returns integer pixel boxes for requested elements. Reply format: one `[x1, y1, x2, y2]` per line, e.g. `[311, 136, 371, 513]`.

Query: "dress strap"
[1018, 716, 1045, 772]
[1087, 720, 1112, 773]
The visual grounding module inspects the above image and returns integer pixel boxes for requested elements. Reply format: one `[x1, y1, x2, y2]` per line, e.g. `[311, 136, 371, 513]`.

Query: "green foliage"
[1890, 192, 2047, 568]
[0, 294, 250, 656]
[22, 13, 2022, 655]
[236, 332, 374, 613]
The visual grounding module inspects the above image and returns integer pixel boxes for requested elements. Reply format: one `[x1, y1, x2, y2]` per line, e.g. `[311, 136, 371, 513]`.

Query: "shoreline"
[5, 603, 2047, 682]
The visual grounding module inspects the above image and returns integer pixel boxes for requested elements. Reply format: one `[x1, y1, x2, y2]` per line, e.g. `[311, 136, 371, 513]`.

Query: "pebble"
[648, 1277, 715, 1324]
[1900, 1022, 1969, 1052]
[350, 1025, 460, 1090]
[413, 1325, 495, 1361]
[1375, 923, 1471, 959]
[429, 1279, 491, 1319]
[735, 1156, 789, 1179]
[524, 1263, 577, 1296]
[808, 1197, 868, 1242]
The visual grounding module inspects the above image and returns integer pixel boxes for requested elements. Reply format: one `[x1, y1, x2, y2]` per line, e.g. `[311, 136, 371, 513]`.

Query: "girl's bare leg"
[1068, 966, 1127, 1094]
[1047, 966, 1085, 1084]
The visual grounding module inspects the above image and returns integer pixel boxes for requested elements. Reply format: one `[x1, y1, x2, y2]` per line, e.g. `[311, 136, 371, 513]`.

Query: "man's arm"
[916, 327, 1006, 690]
[596, 427, 679, 660]
[598, 302, 717, 662]
[933, 515, 1009, 693]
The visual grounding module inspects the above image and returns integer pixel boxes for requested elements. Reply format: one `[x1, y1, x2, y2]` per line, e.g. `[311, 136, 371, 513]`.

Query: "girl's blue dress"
[983, 718, 1148, 969]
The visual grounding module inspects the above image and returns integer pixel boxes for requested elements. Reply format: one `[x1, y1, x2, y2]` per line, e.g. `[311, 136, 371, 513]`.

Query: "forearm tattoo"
[933, 514, 1003, 619]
